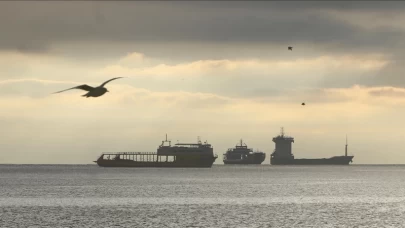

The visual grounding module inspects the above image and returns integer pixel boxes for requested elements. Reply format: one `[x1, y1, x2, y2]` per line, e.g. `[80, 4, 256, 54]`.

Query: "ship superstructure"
[95, 135, 218, 168]
[223, 139, 266, 164]
[270, 128, 354, 165]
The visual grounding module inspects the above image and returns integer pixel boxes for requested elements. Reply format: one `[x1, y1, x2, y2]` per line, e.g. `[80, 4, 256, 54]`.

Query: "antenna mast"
[281, 127, 284, 137]
[345, 135, 348, 157]
[163, 133, 171, 146]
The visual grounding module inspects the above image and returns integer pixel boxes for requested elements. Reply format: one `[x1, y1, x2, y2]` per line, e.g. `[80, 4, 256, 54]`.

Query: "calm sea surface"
[0, 164, 404, 227]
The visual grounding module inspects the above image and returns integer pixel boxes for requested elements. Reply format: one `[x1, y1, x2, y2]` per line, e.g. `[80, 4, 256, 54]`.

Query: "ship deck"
[95, 151, 217, 168]
[99, 152, 176, 163]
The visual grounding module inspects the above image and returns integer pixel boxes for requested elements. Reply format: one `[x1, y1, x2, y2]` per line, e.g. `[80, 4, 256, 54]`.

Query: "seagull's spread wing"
[53, 84, 94, 94]
[99, 77, 124, 87]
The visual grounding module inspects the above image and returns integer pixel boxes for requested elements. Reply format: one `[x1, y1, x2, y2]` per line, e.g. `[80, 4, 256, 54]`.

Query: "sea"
[0, 164, 404, 228]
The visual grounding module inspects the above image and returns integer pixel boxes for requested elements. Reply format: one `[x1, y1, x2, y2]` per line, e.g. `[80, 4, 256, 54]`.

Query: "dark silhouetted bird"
[53, 77, 124, 98]
[301, 102, 305, 106]
[288, 46, 293, 51]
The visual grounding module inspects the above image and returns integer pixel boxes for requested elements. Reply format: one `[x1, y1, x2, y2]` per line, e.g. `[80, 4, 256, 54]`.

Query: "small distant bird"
[53, 77, 124, 98]
[301, 102, 305, 106]
[288, 46, 293, 51]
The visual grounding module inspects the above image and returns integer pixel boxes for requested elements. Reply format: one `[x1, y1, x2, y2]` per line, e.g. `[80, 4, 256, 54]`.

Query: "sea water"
[0, 164, 404, 227]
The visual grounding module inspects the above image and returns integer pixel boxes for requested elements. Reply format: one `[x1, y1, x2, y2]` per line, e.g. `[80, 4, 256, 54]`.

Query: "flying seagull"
[53, 77, 124, 98]
[288, 46, 293, 51]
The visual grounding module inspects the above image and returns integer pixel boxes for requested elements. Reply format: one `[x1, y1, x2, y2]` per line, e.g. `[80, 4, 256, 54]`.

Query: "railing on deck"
[101, 152, 176, 163]
[101, 152, 156, 155]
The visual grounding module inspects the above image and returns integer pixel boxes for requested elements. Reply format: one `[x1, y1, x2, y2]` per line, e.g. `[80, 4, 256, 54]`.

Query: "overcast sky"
[1, 1, 405, 164]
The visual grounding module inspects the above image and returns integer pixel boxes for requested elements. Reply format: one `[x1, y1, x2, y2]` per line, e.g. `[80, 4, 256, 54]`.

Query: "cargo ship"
[223, 139, 266, 164]
[270, 128, 354, 165]
[95, 135, 218, 168]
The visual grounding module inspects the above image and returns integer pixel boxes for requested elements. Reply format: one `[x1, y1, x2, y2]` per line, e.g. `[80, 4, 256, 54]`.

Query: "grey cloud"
[0, 80, 85, 98]
[368, 88, 405, 97]
[0, 75, 285, 101]
[0, 1, 404, 54]
[189, 1, 405, 12]
[2, 1, 405, 89]
[356, 52, 405, 88]
[302, 88, 353, 104]
[177, 95, 232, 110]
[0, 81, 55, 98]
[253, 88, 352, 104]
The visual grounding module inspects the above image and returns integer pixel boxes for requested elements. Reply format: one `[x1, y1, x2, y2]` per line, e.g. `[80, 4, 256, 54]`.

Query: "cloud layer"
[2, 1, 404, 89]
[1, 1, 404, 54]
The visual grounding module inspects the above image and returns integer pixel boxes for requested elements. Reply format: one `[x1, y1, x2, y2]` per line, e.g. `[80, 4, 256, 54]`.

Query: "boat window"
[167, 156, 175, 162]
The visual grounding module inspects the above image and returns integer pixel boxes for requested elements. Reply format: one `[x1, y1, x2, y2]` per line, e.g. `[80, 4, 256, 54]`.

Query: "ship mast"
[280, 127, 284, 137]
[161, 133, 171, 147]
[345, 135, 348, 157]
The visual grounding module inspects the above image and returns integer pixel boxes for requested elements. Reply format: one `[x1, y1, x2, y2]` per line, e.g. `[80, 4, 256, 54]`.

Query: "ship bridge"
[157, 135, 215, 156]
[227, 139, 251, 152]
[272, 127, 294, 159]
[175, 143, 212, 148]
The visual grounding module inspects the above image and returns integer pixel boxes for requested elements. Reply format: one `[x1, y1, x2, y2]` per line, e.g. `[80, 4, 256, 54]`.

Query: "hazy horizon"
[1, 1, 405, 164]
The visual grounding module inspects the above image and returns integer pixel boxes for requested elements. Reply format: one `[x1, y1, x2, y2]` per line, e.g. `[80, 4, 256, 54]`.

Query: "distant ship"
[270, 128, 354, 165]
[223, 139, 266, 164]
[95, 135, 218, 168]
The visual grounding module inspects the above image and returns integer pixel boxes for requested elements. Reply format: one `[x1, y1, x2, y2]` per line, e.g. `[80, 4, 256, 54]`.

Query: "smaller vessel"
[223, 139, 266, 164]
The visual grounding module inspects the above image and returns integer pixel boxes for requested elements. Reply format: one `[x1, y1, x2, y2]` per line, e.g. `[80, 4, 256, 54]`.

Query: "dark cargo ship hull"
[271, 156, 354, 165]
[223, 155, 265, 165]
[223, 160, 263, 165]
[96, 156, 217, 168]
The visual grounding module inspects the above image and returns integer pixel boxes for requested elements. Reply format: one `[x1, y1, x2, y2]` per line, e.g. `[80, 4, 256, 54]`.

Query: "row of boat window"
[160, 150, 208, 153]
[105, 155, 176, 162]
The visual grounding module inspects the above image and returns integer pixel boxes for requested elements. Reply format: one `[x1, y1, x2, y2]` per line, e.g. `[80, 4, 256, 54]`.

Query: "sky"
[1, 1, 405, 164]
